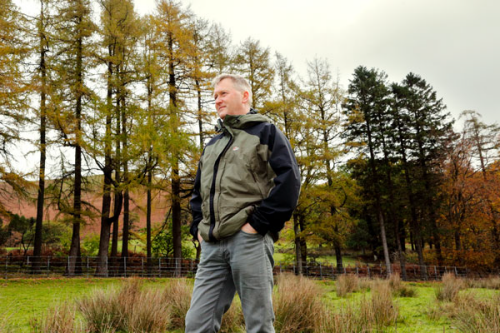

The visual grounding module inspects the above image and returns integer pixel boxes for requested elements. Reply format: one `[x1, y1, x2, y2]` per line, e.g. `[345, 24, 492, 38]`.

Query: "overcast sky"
[132, 0, 500, 127]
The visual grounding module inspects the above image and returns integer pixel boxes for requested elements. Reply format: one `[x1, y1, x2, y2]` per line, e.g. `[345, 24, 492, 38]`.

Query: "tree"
[234, 37, 274, 109]
[153, 0, 196, 273]
[397, 73, 454, 267]
[51, 0, 96, 275]
[300, 58, 349, 272]
[0, 0, 32, 218]
[459, 110, 500, 264]
[344, 66, 392, 276]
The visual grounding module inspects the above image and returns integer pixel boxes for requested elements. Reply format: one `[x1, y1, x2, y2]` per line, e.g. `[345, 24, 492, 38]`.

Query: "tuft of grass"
[30, 303, 84, 333]
[366, 281, 398, 328]
[389, 272, 417, 297]
[78, 278, 170, 333]
[435, 272, 464, 302]
[335, 274, 359, 297]
[273, 273, 323, 333]
[319, 303, 370, 333]
[163, 279, 192, 330]
[466, 275, 500, 290]
[219, 298, 245, 333]
[453, 292, 500, 332]
[320, 280, 398, 332]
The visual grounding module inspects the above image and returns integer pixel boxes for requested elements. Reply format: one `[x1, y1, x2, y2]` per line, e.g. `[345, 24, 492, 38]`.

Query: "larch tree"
[300, 58, 348, 273]
[154, 0, 196, 271]
[234, 37, 274, 110]
[0, 0, 32, 217]
[51, 0, 96, 276]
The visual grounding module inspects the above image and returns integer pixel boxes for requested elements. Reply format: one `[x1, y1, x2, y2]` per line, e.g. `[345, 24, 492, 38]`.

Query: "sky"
[10, 0, 500, 175]
[132, 0, 500, 127]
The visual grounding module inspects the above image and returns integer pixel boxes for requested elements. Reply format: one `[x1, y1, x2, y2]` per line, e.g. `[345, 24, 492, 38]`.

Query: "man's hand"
[197, 231, 203, 244]
[241, 222, 258, 234]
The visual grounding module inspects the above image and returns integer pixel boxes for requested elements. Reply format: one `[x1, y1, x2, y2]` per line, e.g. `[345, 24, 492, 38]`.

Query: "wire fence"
[2, 255, 495, 280]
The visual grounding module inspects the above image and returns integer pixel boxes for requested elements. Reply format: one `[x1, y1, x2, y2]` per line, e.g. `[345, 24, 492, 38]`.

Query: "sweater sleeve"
[248, 125, 301, 236]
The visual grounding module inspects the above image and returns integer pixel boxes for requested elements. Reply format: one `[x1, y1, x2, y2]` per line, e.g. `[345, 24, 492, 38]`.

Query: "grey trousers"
[185, 230, 275, 333]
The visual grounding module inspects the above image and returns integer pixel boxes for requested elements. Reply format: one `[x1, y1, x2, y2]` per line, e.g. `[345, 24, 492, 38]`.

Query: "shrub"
[273, 273, 323, 333]
[335, 274, 359, 297]
[436, 272, 464, 302]
[453, 292, 500, 332]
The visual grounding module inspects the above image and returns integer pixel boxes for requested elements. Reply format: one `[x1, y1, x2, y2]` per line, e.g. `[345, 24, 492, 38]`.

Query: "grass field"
[1, 275, 498, 332]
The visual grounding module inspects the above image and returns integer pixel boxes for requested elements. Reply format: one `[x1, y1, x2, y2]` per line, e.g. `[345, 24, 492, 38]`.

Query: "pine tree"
[344, 66, 392, 276]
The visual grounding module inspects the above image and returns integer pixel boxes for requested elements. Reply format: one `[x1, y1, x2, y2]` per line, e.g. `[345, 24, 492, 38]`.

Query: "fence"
[1, 255, 491, 280]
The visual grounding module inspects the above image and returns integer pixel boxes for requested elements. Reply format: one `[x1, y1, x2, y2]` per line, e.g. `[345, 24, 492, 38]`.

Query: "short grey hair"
[212, 74, 253, 106]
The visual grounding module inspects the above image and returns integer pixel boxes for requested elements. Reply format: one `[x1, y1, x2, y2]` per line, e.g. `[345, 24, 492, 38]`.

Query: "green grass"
[2, 277, 499, 332]
[0, 278, 175, 332]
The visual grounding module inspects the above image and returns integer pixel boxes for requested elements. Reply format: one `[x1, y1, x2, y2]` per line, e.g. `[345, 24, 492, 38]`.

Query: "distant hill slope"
[1, 177, 172, 235]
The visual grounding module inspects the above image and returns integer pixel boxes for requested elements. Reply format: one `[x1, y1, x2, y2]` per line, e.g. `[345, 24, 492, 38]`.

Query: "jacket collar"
[215, 109, 268, 133]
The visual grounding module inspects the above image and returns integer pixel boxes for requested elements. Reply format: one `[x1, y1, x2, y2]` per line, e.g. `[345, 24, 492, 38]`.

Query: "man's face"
[213, 78, 249, 119]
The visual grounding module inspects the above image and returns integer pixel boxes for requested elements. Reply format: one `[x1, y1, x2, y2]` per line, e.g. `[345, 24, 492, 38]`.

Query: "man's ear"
[242, 90, 249, 104]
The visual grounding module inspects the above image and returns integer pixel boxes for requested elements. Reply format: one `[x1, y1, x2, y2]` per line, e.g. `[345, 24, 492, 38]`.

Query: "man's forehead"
[214, 79, 235, 94]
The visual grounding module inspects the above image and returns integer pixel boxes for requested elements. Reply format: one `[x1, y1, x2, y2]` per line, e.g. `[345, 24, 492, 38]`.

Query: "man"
[185, 74, 300, 333]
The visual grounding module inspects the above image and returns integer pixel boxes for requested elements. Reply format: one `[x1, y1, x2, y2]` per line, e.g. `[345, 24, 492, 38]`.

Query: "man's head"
[212, 74, 252, 119]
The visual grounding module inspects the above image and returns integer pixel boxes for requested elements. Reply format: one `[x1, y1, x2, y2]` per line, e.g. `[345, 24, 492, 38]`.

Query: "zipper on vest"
[208, 133, 234, 241]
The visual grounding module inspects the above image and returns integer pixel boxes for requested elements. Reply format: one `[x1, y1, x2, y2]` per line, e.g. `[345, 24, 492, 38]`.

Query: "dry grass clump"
[30, 303, 85, 333]
[364, 281, 399, 327]
[319, 303, 370, 333]
[162, 279, 192, 330]
[435, 272, 465, 301]
[453, 292, 500, 332]
[219, 298, 245, 333]
[389, 272, 417, 297]
[320, 280, 398, 332]
[335, 274, 360, 297]
[466, 276, 500, 290]
[78, 278, 170, 333]
[273, 273, 323, 333]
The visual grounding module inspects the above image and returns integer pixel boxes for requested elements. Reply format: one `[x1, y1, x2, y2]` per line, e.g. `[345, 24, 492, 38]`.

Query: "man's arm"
[247, 125, 301, 236]
[189, 161, 203, 239]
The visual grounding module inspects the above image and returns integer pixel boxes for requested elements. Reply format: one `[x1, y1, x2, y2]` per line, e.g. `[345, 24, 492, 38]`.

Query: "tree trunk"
[67, 20, 83, 276]
[33, 3, 47, 273]
[293, 213, 302, 275]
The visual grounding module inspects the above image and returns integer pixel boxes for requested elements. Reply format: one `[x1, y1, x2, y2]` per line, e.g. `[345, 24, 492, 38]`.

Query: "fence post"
[434, 265, 438, 279]
[356, 264, 359, 277]
[367, 265, 371, 278]
[454, 266, 458, 276]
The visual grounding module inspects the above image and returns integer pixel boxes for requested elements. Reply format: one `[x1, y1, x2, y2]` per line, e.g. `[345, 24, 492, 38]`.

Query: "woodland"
[1, 0, 499, 278]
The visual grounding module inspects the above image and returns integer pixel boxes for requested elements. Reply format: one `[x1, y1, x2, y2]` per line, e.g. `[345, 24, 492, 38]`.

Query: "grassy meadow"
[0, 274, 499, 332]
